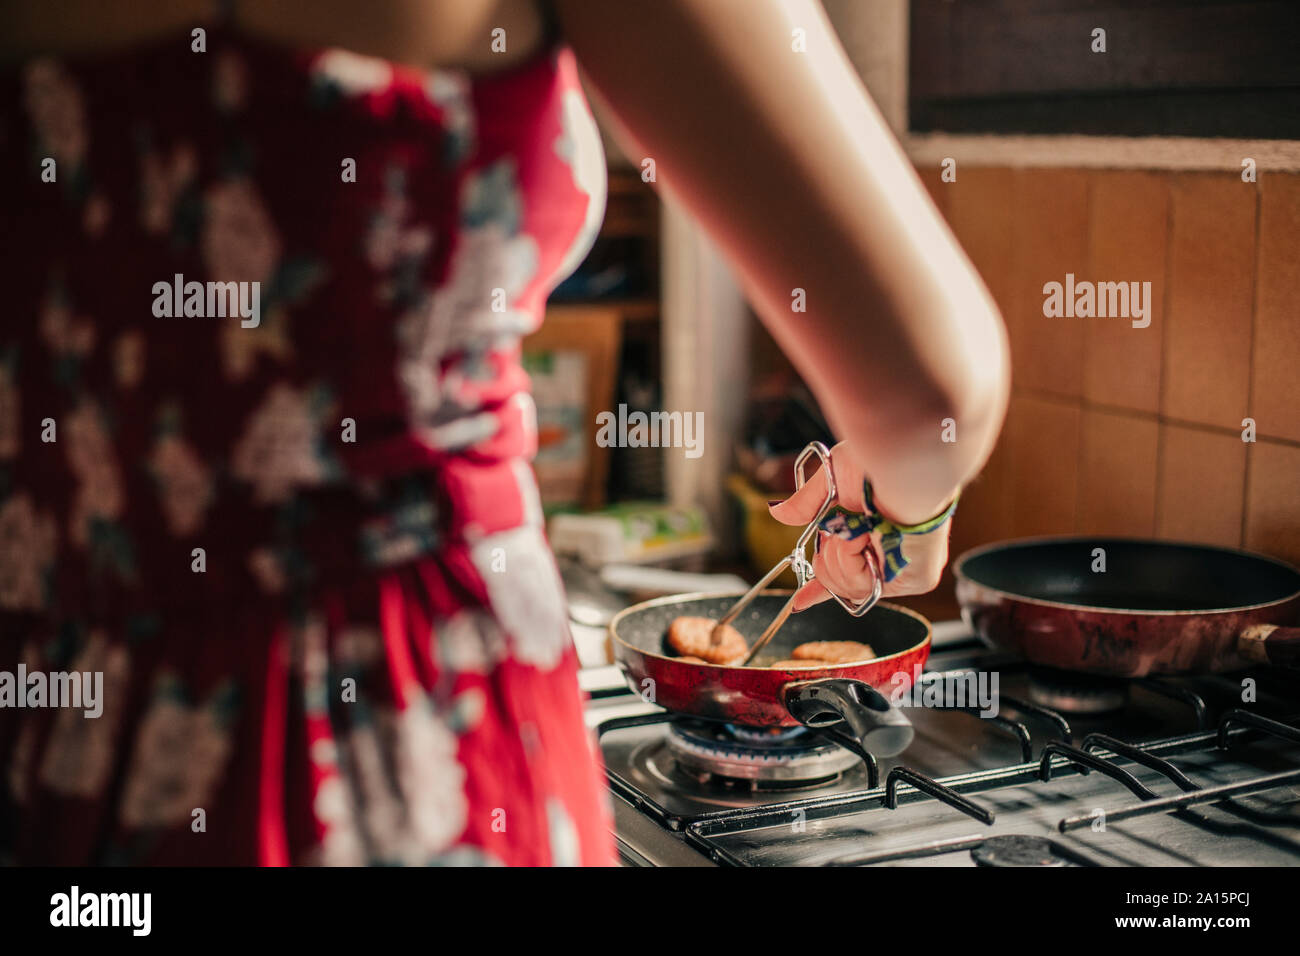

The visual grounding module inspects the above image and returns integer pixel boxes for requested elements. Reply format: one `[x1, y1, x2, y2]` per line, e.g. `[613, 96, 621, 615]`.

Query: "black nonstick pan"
[955, 537, 1300, 676]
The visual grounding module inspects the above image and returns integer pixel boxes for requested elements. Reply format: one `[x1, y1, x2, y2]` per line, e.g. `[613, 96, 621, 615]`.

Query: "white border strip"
[906, 133, 1300, 172]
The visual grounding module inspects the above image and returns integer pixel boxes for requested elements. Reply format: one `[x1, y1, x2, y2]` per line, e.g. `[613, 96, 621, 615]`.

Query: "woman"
[0, 0, 1008, 865]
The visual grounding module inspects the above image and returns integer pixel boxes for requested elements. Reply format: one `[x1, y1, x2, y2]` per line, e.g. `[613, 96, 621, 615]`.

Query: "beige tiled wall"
[911, 165, 1300, 619]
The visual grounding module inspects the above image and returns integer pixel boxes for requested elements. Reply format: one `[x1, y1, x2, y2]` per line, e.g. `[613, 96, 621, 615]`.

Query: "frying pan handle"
[1239, 625, 1300, 670]
[783, 678, 914, 757]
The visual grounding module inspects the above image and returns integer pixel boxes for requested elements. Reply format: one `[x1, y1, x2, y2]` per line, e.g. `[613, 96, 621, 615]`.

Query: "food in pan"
[667, 616, 749, 664]
[792, 640, 876, 664]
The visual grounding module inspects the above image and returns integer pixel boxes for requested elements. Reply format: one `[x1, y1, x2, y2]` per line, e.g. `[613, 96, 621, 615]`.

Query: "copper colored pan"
[954, 537, 1300, 677]
[610, 591, 931, 756]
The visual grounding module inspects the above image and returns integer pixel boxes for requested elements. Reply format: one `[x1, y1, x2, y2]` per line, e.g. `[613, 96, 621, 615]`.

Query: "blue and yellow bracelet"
[818, 480, 958, 582]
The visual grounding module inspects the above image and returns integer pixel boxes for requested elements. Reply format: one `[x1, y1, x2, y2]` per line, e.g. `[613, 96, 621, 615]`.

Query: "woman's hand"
[768, 441, 952, 612]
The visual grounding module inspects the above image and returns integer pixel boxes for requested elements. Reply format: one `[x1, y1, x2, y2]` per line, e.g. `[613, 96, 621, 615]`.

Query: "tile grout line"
[1006, 167, 1026, 538]
[1154, 171, 1178, 538]
[1074, 171, 1094, 534]
[1240, 180, 1264, 549]
[1008, 385, 1300, 449]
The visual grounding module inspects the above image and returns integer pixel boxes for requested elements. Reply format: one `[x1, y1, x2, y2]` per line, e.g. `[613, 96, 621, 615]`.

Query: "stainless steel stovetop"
[582, 622, 1300, 866]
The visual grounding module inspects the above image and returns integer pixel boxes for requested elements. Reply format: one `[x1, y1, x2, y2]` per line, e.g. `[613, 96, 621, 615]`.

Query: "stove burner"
[971, 835, 1074, 867]
[667, 719, 861, 783]
[1027, 667, 1128, 713]
[725, 724, 809, 744]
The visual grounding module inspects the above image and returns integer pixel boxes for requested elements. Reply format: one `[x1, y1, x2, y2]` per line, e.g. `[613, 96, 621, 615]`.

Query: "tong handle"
[791, 442, 882, 617]
[720, 442, 883, 664]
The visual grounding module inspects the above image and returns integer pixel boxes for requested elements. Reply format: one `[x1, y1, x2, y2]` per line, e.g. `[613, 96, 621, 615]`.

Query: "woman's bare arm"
[556, 0, 1009, 525]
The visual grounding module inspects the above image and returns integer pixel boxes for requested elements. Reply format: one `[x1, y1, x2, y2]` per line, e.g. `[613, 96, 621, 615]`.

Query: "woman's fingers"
[792, 530, 950, 608]
[767, 442, 869, 527]
[822, 442, 868, 513]
[830, 534, 878, 597]
[767, 463, 830, 526]
[816, 536, 854, 599]
[791, 578, 831, 612]
[791, 536, 882, 611]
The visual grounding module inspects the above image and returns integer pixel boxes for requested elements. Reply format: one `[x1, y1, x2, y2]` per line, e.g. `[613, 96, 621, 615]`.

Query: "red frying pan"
[609, 591, 930, 756]
[954, 537, 1300, 676]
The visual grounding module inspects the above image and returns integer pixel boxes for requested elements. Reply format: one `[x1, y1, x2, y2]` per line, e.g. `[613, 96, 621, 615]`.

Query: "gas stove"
[582, 621, 1300, 866]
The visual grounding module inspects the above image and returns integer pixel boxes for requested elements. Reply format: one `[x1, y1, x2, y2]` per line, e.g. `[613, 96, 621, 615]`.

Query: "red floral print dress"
[0, 26, 613, 865]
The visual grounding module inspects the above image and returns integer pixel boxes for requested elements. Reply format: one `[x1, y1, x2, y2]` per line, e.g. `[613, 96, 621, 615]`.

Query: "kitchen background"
[525, 0, 1300, 659]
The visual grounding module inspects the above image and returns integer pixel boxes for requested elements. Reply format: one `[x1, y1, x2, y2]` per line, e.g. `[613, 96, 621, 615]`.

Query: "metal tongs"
[714, 441, 883, 665]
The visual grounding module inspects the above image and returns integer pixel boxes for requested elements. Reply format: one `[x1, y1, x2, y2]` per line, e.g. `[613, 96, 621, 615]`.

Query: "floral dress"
[0, 25, 613, 865]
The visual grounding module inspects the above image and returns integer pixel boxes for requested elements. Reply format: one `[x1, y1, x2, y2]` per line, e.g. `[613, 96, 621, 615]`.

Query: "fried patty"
[791, 640, 876, 664]
[667, 616, 749, 664]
